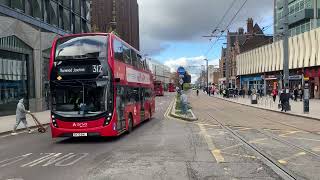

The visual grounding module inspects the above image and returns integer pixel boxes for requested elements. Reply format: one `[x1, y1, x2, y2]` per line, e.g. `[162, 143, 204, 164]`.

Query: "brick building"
[219, 18, 273, 89]
[91, 0, 140, 50]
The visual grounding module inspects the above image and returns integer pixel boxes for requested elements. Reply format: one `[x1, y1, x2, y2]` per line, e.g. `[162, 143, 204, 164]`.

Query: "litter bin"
[251, 94, 258, 104]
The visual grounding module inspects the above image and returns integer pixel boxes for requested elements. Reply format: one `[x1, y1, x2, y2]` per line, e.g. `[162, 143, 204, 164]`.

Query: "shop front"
[240, 75, 263, 92]
[304, 68, 320, 99]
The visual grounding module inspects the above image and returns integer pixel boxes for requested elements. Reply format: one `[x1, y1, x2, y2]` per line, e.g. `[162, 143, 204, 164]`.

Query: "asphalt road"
[3, 91, 316, 179]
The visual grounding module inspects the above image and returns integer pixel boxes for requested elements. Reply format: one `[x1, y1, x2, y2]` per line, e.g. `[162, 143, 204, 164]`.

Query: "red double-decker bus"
[154, 81, 164, 96]
[168, 83, 175, 92]
[49, 33, 155, 138]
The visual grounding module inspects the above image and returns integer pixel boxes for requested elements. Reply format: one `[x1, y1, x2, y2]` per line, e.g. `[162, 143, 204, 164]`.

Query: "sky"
[137, 0, 274, 82]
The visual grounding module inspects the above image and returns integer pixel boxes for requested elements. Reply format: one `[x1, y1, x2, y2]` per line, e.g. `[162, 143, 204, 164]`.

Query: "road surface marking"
[0, 153, 32, 167]
[222, 152, 256, 159]
[279, 131, 302, 137]
[198, 124, 225, 163]
[291, 137, 320, 142]
[21, 153, 89, 167]
[312, 146, 320, 152]
[235, 127, 252, 131]
[277, 151, 306, 165]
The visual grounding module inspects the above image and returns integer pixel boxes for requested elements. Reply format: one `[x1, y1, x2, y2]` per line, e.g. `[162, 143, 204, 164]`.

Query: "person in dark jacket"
[280, 90, 290, 112]
[293, 87, 298, 101]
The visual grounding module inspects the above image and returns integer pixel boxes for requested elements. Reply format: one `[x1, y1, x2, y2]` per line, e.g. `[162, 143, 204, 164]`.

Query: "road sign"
[177, 67, 186, 75]
[179, 74, 184, 78]
[179, 79, 184, 85]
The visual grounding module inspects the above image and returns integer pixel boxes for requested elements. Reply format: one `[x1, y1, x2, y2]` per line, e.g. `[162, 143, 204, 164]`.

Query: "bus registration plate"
[73, 133, 87, 137]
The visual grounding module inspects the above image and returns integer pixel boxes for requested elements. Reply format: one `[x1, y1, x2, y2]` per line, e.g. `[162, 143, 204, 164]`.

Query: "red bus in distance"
[49, 33, 155, 138]
[168, 83, 175, 92]
[154, 81, 164, 96]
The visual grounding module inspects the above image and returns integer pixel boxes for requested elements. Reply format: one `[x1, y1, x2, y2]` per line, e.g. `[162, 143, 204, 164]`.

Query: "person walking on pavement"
[279, 90, 286, 112]
[293, 87, 298, 101]
[12, 98, 32, 135]
[196, 89, 199, 96]
[272, 88, 278, 102]
[299, 88, 303, 101]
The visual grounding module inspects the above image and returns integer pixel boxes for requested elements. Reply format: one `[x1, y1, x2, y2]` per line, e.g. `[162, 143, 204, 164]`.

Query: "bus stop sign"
[177, 67, 186, 75]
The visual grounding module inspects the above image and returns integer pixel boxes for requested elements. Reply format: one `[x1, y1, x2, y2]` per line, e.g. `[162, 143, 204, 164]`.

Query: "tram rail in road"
[206, 113, 297, 180]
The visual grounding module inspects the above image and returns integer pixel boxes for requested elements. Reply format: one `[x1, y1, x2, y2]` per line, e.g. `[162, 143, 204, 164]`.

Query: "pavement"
[211, 92, 320, 121]
[0, 111, 50, 135]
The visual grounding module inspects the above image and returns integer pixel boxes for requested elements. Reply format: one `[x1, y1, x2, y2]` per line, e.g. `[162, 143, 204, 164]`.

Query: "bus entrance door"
[116, 86, 126, 131]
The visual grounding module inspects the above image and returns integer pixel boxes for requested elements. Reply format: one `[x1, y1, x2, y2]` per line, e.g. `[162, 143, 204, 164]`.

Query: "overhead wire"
[204, 0, 249, 56]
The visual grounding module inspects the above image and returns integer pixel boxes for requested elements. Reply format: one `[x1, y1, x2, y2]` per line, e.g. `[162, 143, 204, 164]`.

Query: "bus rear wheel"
[128, 114, 133, 133]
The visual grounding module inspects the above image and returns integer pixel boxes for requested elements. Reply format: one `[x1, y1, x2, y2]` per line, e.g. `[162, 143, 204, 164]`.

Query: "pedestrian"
[272, 88, 278, 102]
[299, 88, 303, 101]
[279, 90, 286, 112]
[293, 87, 298, 101]
[12, 99, 32, 135]
[196, 89, 199, 96]
[180, 91, 188, 114]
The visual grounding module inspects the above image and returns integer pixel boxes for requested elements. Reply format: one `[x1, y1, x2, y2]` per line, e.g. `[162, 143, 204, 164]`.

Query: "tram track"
[206, 112, 297, 180]
[189, 96, 320, 180]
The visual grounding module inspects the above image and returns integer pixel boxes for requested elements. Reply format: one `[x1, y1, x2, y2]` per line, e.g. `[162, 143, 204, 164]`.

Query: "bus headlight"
[51, 115, 58, 127]
[104, 116, 112, 126]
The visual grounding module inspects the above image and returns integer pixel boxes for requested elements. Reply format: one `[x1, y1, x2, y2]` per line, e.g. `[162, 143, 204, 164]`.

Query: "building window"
[25, 0, 32, 16]
[73, 0, 80, 14]
[75, 15, 80, 33]
[11, 0, 24, 12]
[63, 9, 71, 31]
[0, 0, 10, 6]
[63, 0, 71, 8]
[32, 0, 42, 19]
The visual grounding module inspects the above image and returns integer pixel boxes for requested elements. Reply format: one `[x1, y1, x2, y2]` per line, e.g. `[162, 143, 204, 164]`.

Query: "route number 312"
[92, 65, 102, 73]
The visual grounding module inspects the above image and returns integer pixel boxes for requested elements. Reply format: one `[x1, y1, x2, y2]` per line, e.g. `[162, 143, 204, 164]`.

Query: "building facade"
[219, 18, 273, 89]
[237, 0, 320, 98]
[0, 0, 91, 116]
[274, 0, 319, 40]
[147, 59, 171, 85]
[91, 0, 140, 50]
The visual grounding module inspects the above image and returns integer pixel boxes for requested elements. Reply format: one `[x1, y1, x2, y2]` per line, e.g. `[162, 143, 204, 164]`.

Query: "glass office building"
[274, 0, 320, 39]
[0, 0, 91, 116]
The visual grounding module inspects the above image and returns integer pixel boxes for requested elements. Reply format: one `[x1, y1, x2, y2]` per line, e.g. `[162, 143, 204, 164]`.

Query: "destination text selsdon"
[59, 67, 86, 73]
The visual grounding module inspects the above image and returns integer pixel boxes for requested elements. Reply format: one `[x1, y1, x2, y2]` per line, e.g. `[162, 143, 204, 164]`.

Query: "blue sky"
[138, 0, 274, 78]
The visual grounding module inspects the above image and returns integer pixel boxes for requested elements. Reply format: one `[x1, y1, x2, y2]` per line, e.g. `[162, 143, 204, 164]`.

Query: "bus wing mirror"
[115, 78, 121, 83]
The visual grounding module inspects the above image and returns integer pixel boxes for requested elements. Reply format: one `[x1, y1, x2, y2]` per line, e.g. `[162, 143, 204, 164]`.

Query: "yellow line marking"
[292, 137, 320, 142]
[278, 160, 287, 164]
[279, 131, 302, 137]
[221, 152, 256, 159]
[198, 124, 225, 163]
[278, 151, 306, 165]
[236, 127, 252, 131]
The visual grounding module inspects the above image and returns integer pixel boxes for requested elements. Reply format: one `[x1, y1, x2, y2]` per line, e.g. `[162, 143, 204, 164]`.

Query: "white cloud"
[163, 56, 220, 83]
[138, 0, 274, 55]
